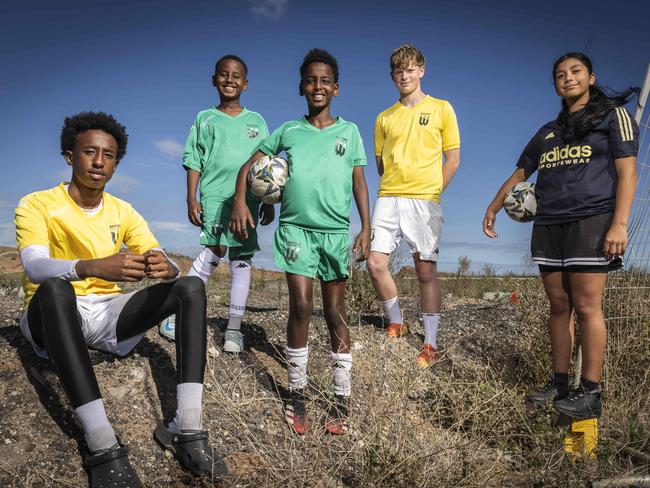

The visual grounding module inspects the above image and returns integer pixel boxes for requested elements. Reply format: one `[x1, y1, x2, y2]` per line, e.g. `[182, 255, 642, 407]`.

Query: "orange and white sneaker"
[325, 395, 350, 436]
[416, 344, 439, 368]
[386, 322, 409, 338]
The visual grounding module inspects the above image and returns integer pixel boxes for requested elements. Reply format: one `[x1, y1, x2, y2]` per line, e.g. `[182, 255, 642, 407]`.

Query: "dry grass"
[0, 267, 647, 487]
[195, 272, 650, 487]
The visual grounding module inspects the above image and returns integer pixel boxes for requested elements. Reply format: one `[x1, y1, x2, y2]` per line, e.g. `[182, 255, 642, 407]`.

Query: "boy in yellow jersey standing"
[366, 45, 461, 368]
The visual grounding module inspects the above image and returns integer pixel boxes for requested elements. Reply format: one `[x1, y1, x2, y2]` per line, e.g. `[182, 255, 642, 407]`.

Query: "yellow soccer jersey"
[375, 95, 460, 202]
[15, 183, 160, 309]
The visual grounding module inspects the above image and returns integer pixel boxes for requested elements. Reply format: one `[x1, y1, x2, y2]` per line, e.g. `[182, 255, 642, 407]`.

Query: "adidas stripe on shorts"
[370, 196, 443, 261]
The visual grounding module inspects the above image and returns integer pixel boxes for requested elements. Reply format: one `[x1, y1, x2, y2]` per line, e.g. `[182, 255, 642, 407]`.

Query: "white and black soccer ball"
[503, 182, 536, 222]
[247, 155, 289, 204]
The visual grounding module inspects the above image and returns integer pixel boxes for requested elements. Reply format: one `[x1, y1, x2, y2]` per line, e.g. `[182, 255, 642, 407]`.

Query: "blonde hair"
[390, 45, 425, 72]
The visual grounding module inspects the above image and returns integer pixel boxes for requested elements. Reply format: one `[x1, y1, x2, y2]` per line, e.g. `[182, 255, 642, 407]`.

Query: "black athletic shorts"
[531, 212, 623, 273]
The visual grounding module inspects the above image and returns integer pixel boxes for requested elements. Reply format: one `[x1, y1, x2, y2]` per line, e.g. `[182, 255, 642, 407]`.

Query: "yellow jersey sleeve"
[122, 203, 160, 254]
[441, 101, 460, 151]
[374, 113, 385, 156]
[15, 195, 49, 250]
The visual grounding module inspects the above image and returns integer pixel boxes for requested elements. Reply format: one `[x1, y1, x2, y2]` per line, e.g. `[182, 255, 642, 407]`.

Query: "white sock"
[75, 399, 118, 452]
[228, 259, 251, 330]
[422, 313, 441, 348]
[167, 382, 203, 433]
[286, 345, 309, 390]
[383, 296, 403, 324]
[331, 352, 352, 397]
[188, 247, 220, 284]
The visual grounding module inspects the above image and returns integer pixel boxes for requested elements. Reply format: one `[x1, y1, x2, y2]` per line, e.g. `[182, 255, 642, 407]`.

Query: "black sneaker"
[325, 394, 350, 435]
[524, 378, 558, 407]
[285, 389, 308, 435]
[554, 388, 602, 419]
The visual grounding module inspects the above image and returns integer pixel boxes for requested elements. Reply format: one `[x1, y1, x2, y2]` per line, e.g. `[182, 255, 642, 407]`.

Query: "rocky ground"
[0, 267, 540, 488]
[0, 257, 647, 487]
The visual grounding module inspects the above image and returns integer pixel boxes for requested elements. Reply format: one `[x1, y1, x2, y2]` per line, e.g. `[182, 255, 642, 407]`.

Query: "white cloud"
[0, 223, 15, 246]
[109, 174, 139, 194]
[250, 0, 288, 20]
[153, 138, 184, 159]
[149, 220, 193, 233]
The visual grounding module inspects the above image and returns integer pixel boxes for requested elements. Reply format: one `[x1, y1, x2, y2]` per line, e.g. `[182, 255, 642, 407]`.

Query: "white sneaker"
[159, 315, 175, 341]
[223, 329, 244, 353]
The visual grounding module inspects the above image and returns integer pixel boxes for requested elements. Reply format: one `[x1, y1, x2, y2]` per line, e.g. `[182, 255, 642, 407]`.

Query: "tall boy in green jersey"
[230, 49, 371, 435]
[160, 55, 274, 354]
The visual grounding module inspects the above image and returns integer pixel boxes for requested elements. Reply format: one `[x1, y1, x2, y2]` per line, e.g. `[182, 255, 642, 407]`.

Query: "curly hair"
[390, 44, 425, 72]
[215, 54, 248, 76]
[553, 52, 639, 144]
[300, 48, 339, 82]
[60, 112, 128, 161]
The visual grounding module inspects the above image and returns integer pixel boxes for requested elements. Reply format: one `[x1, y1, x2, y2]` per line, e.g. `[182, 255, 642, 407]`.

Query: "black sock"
[554, 372, 570, 399]
[580, 378, 599, 392]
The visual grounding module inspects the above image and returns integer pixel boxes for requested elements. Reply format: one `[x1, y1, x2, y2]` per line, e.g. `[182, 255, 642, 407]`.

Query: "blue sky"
[1, 0, 648, 273]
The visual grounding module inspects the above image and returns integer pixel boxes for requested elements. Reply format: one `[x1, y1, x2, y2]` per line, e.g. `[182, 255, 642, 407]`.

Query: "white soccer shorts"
[20, 291, 145, 359]
[370, 196, 443, 262]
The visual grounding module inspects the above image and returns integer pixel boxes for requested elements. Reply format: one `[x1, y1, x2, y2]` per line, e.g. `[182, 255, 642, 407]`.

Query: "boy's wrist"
[75, 259, 93, 279]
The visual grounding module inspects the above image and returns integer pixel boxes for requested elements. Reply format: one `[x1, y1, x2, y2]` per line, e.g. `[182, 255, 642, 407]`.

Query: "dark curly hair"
[553, 52, 639, 144]
[214, 54, 248, 76]
[60, 111, 128, 161]
[300, 48, 339, 82]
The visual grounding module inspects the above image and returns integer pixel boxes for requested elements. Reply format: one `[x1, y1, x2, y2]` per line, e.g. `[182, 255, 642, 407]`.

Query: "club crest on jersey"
[285, 241, 301, 263]
[335, 137, 347, 156]
[109, 224, 121, 245]
[419, 113, 430, 126]
[246, 125, 260, 139]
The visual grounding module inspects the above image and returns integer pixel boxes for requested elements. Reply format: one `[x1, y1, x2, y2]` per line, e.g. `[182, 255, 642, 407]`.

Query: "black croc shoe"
[154, 421, 228, 480]
[85, 442, 142, 488]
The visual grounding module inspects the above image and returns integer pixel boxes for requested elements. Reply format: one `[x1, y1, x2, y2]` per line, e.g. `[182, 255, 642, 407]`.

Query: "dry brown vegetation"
[0, 255, 648, 487]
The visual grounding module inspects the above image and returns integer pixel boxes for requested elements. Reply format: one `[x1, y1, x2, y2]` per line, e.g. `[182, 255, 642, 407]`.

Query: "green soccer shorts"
[200, 199, 260, 259]
[273, 224, 349, 281]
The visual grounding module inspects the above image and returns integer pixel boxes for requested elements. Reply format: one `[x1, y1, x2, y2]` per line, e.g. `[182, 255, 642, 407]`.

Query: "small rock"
[106, 384, 131, 401]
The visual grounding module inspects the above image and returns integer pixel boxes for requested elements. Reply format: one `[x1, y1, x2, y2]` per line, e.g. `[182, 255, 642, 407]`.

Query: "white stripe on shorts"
[532, 257, 563, 264]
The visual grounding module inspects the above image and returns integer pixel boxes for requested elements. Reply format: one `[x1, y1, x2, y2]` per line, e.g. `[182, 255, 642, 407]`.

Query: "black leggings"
[27, 276, 207, 408]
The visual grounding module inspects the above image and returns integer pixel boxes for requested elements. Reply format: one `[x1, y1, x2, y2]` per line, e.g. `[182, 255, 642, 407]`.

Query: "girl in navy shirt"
[483, 52, 639, 419]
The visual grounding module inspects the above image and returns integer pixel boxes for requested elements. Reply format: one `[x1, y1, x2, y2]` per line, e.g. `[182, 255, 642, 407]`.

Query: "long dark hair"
[553, 52, 639, 143]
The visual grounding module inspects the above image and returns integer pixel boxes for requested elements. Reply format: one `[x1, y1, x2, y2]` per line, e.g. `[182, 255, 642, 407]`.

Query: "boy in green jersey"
[231, 49, 371, 435]
[160, 55, 274, 354]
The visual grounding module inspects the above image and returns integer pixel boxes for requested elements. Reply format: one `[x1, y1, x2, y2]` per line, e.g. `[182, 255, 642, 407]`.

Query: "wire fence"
[602, 66, 650, 390]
